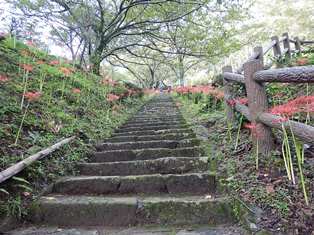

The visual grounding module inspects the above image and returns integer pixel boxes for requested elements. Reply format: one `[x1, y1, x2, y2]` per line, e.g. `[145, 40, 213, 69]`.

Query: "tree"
[10, 0, 207, 74]
[49, 25, 84, 63]
[108, 47, 174, 88]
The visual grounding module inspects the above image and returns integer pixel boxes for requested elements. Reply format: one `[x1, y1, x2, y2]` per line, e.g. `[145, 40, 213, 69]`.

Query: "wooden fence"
[222, 32, 314, 155]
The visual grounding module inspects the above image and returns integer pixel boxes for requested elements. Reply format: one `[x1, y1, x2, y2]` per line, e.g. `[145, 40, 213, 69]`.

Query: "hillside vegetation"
[172, 52, 314, 234]
[0, 36, 146, 220]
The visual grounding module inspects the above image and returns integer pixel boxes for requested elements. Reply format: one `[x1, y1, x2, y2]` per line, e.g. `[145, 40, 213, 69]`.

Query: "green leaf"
[15, 184, 33, 192]
[12, 176, 30, 185]
[0, 188, 10, 195]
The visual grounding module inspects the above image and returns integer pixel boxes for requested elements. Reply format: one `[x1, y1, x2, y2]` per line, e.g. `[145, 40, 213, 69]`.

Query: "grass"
[0, 37, 148, 220]
[173, 83, 313, 234]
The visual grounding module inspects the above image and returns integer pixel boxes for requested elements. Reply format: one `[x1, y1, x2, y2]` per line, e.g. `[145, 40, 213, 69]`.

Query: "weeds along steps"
[29, 94, 236, 227]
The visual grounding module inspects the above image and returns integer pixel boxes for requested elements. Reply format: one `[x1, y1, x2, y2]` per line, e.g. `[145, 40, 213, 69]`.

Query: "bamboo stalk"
[0, 136, 76, 184]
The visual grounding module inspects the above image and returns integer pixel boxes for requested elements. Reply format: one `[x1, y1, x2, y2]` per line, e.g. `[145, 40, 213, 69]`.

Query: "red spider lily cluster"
[101, 78, 118, 86]
[0, 74, 9, 83]
[72, 88, 81, 94]
[21, 64, 33, 72]
[296, 58, 309, 66]
[127, 89, 136, 96]
[0, 32, 8, 38]
[227, 97, 248, 107]
[122, 89, 140, 97]
[60, 67, 73, 76]
[49, 60, 60, 66]
[36, 60, 45, 65]
[174, 85, 224, 100]
[26, 40, 35, 47]
[106, 93, 120, 102]
[244, 122, 263, 138]
[24, 91, 41, 102]
[143, 88, 159, 94]
[270, 96, 314, 118]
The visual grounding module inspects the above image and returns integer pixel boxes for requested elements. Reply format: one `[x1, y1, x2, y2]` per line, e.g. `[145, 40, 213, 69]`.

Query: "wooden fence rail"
[222, 32, 314, 155]
[0, 136, 75, 184]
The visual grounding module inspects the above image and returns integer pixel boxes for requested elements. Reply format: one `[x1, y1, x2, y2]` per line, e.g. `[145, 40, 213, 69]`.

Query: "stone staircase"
[30, 95, 235, 228]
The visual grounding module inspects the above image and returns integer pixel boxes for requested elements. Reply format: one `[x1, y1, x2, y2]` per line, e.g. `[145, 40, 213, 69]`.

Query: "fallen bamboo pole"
[0, 136, 76, 184]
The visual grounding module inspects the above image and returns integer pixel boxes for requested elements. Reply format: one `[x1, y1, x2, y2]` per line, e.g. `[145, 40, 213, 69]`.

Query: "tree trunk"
[178, 57, 184, 86]
[149, 67, 155, 88]
[79, 42, 87, 67]
[90, 51, 102, 75]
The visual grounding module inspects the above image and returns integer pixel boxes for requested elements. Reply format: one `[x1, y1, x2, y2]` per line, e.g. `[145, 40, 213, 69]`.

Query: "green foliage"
[174, 86, 312, 230]
[0, 37, 146, 219]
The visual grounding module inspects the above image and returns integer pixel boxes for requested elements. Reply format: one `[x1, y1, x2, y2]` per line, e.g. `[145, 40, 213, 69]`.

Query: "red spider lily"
[296, 58, 309, 66]
[214, 91, 224, 100]
[143, 88, 159, 94]
[0, 32, 7, 38]
[174, 85, 224, 100]
[244, 122, 262, 138]
[49, 60, 60, 66]
[200, 85, 215, 95]
[72, 88, 81, 94]
[227, 99, 236, 107]
[237, 98, 248, 105]
[36, 60, 45, 65]
[21, 64, 33, 72]
[127, 89, 135, 96]
[305, 103, 314, 113]
[175, 86, 190, 94]
[270, 95, 314, 117]
[26, 40, 35, 47]
[227, 97, 248, 107]
[0, 74, 9, 83]
[270, 105, 299, 117]
[24, 91, 41, 102]
[290, 96, 314, 113]
[106, 94, 120, 102]
[101, 78, 117, 86]
[244, 122, 256, 130]
[60, 67, 72, 76]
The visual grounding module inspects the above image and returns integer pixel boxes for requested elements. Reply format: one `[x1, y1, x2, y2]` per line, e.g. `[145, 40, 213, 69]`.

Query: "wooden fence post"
[294, 37, 301, 54]
[271, 36, 281, 58]
[282, 32, 291, 58]
[244, 48, 275, 156]
[254, 46, 263, 64]
[223, 66, 235, 123]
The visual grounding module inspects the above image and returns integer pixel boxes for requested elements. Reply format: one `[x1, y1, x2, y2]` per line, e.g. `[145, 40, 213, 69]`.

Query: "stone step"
[30, 195, 234, 227]
[95, 139, 200, 151]
[104, 133, 196, 143]
[136, 111, 180, 114]
[122, 121, 186, 128]
[8, 225, 246, 235]
[127, 118, 185, 124]
[78, 157, 208, 176]
[138, 105, 179, 110]
[115, 124, 190, 133]
[52, 173, 215, 195]
[91, 146, 204, 162]
[112, 128, 194, 137]
[131, 114, 182, 119]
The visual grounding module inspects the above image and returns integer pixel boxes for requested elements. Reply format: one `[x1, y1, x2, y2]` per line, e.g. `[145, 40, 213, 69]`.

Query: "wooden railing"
[222, 32, 314, 155]
[0, 136, 75, 184]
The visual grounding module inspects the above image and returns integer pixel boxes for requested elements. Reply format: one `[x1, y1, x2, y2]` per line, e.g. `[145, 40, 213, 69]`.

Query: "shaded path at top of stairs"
[8, 95, 244, 235]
